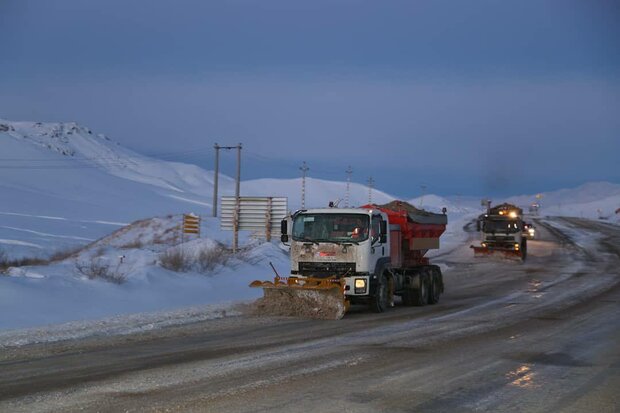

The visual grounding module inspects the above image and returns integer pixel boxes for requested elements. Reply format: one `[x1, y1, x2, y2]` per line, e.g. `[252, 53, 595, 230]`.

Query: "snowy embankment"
[0, 215, 289, 346]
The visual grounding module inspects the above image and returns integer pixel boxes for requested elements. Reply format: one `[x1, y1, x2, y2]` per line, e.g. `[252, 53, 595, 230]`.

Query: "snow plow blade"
[471, 246, 523, 261]
[250, 276, 349, 320]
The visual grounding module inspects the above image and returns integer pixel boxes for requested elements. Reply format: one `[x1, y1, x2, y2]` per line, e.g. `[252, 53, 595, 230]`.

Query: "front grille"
[486, 235, 515, 242]
[298, 262, 356, 278]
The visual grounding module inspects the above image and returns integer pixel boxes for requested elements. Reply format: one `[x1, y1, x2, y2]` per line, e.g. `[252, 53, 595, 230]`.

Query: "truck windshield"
[292, 213, 370, 243]
[483, 220, 521, 234]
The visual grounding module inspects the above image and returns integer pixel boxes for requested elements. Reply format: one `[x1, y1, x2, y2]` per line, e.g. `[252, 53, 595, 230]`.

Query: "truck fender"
[370, 258, 393, 295]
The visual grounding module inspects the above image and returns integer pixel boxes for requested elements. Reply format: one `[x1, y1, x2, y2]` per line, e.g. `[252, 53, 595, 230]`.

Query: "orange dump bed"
[362, 201, 447, 267]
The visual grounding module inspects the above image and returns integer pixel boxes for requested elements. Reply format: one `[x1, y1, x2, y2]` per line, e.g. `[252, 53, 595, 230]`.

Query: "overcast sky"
[1, 0, 618, 198]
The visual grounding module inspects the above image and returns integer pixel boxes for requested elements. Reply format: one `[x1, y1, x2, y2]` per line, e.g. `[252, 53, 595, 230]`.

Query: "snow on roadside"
[0, 302, 239, 349]
[0, 215, 290, 342]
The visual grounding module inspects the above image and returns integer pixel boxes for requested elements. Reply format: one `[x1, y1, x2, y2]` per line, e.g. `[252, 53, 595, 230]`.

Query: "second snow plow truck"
[250, 200, 447, 320]
[472, 203, 527, 260]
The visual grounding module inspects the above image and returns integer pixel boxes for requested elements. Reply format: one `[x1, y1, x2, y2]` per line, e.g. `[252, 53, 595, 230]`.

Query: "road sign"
[183, 214, 201, 236]
[221, 197, 288, 241]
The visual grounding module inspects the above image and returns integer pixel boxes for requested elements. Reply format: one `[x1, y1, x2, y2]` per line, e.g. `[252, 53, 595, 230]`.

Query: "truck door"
[370, 214, 387, 267]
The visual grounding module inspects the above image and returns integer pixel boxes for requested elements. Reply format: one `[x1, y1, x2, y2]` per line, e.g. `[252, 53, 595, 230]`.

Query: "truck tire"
[402, 289, 414, 306]
[370, 273, 390, 313]
[428, 272, 441, 304]
[412, 275, 429, 306]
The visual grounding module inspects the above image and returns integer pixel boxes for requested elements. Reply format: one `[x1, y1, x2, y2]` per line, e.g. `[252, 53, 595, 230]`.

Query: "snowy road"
[0, 218, 618, 412]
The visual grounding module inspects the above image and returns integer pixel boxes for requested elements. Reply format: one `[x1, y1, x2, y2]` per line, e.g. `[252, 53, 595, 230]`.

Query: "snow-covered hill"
[0, 119, 401, 258]
[1, 118, 617, 260]
[506, 182, 620, 221]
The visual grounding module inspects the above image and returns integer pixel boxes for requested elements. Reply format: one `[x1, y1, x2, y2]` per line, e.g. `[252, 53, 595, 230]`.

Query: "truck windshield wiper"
[297, 237, 319, 245]
[315, 239, 360, 246]
[313, 238, 343, 245]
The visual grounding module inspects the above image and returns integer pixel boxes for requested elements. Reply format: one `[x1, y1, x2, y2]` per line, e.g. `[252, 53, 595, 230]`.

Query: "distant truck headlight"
[509, 211, 518, 218]
[528, 228, 535, 236]
[354, 278, 367, 294]
[514, 243, 520, 250]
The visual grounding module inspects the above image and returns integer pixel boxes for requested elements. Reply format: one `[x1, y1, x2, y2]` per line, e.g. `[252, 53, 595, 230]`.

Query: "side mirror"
[380, 220, 387, 235]
[280, 219, 289, 243]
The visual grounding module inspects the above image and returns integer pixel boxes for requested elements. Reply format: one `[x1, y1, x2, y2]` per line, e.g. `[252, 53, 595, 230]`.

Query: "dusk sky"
[1, 0, 618, 198]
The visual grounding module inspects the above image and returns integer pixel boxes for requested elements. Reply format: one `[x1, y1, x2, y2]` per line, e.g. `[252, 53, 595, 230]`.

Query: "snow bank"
[0, 215, 289, 335]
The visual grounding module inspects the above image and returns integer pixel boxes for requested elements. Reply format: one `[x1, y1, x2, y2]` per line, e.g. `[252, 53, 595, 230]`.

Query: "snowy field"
[1, 118, 618, 345]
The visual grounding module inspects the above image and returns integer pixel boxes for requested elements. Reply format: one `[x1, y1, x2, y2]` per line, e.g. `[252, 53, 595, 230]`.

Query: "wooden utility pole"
[213, 143, 242, 251]
[212, 143, 220, 217]
[234, 143, 242, 252]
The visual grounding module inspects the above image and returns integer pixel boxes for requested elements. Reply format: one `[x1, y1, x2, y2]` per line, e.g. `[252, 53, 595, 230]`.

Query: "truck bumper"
[471, 245, 523, 258]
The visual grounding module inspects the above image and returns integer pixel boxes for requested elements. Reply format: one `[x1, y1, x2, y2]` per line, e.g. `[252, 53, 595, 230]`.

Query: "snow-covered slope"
[506, 182, 620, 221]
[0, 214, 289, 332]
[2, 118, 616, 261]
[0, 119, 402, 258]
[407, 194, 469, 214]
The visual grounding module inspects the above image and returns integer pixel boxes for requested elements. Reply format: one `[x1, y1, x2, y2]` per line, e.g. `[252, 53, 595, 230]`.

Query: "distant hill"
[506, 182, 620, 219]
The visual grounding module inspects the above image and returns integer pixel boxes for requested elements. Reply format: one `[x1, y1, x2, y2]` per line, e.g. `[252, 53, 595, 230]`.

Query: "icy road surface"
[0, 217, 618, 412]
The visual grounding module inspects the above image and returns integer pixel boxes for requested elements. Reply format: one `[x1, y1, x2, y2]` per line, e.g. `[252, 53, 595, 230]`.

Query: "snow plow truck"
[471, 203, 527, 261]
[250, 200, 447, 320]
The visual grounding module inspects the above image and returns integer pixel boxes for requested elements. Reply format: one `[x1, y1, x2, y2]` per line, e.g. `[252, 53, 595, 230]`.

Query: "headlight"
[482, 242, 487, 247]
[509, 211, 518, 218]
[514, 243, 520, 250]
[354, 278, 367, 294]
[528, 228, 535, 235]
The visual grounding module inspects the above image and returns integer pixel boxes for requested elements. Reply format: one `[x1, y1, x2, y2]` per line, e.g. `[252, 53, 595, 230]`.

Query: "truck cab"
[475, 203, 527, 260]
[285, 208, 390, 302]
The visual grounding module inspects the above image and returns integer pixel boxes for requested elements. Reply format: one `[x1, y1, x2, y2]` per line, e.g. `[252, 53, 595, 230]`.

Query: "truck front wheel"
[370, 273, 390, 313]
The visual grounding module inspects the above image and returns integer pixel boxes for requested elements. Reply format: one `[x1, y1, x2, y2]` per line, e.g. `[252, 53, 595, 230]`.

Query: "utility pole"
[234, 143, 242, 253]
[345, 165, 353, 207]
[212, 143, 242, 251]
[367, 176, 375, 204]
[300, 161, 309, 208]
[212, 143, 220, 217]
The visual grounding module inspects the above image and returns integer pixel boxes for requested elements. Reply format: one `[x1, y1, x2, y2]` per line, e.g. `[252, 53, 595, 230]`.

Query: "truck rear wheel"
[412, 275, 429, 306]
[428, 272, 440, 304]
[370, 273, 390, 313]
